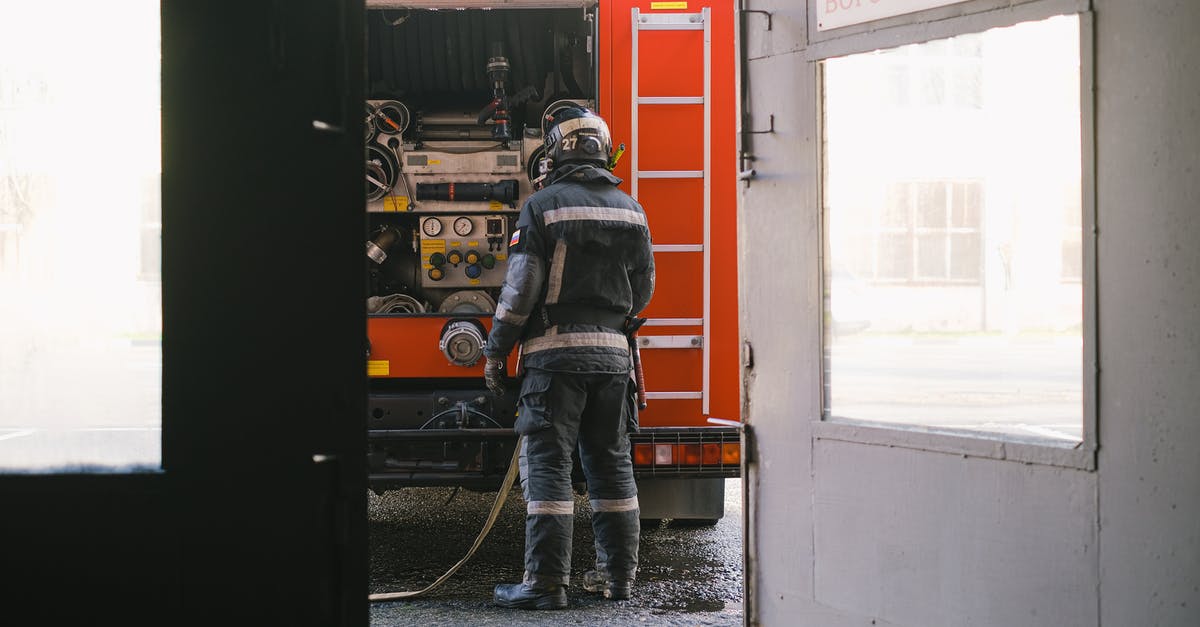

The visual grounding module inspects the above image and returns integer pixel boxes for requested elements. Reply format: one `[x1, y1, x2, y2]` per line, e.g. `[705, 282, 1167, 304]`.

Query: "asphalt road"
[368, 479, 744, 626]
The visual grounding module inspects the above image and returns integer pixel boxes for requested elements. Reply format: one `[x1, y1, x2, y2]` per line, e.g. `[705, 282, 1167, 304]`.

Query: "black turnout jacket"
[482, 163, 655, 374]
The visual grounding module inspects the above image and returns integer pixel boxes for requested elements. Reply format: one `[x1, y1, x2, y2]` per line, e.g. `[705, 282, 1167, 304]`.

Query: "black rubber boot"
[604, 581, 632, 601]
[581, 570, 632, 601]
[493, 583, 568, 610]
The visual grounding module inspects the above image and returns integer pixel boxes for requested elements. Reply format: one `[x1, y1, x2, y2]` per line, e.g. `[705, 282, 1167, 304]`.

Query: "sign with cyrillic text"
[816, 0, 971, 31]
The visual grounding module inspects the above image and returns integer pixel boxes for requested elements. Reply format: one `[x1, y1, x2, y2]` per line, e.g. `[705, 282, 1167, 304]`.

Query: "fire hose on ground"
[368, 435, 525, 602]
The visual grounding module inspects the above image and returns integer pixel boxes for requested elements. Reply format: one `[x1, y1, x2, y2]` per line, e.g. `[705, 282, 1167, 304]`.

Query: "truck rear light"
[633, 443, 653, 467]
[681, 444, 703, 465]
[654, 444, 674, 465]
[721, 443, 740, 465]
[703, 443, 721, 465]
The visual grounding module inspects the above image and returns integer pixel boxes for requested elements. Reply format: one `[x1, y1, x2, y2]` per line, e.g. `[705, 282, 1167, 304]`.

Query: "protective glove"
[484, 357, 506, 396]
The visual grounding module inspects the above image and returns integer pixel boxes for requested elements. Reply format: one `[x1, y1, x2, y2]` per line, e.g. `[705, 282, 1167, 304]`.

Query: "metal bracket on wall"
[742, 9, 772, 31]
[739, 114, 773, 185]
[745, 113, 774, 135]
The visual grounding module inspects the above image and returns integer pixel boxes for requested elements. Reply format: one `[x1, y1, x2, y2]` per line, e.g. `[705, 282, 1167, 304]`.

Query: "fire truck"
[363, 0, 739, 522]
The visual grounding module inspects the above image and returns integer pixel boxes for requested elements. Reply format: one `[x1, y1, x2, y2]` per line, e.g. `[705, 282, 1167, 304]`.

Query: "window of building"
[881, 34, 983, 110]
[872, 180, 983, 283]
[821, 14, 1084, 444]
[0, 0, 161, 473]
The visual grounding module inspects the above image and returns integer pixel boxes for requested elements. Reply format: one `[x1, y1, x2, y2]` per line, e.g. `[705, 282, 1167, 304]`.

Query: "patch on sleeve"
[508, 227, 525, 252]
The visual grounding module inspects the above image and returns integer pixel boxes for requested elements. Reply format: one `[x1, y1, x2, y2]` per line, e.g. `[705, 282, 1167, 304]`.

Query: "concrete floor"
[369, 479, 743, 626]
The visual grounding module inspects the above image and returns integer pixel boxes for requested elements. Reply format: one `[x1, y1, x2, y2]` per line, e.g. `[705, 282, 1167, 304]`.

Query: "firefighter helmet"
[542, 104, 612, 170]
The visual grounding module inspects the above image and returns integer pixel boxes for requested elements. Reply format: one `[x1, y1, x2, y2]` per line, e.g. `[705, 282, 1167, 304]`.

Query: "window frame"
[810, 0, 1098, 471]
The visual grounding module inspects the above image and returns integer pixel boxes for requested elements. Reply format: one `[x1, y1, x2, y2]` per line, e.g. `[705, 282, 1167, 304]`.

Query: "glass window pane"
[917, 67, 946, 107]
[0, 1, 161, 473]
[951, 182, 982, 228]
[916, 234, 947, 278]
[949, 233, 981, 280]
[822, 15, 1083, 443]
[882, 183, 911, 228]
[916, 182, 947, 228]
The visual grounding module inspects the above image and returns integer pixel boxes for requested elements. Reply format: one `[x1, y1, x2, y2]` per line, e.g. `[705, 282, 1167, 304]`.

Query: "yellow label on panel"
[469, 279, 481, 285]
[428, 159, 441, 165]
[651, 1, 687, 9]
[496, 253, 507, 261]
[450, 241, 461, 248]
[489, 201, 503, 211]
[384, 196, 409, 212]
[420, 239, 446, 254]
[468, 241, 479, 247]
[367, 360, 390, 377]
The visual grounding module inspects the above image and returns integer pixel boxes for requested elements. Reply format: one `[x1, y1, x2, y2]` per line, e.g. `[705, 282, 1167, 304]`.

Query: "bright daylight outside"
[822, 15, 1083, 443]
[0, 1, 161, 472]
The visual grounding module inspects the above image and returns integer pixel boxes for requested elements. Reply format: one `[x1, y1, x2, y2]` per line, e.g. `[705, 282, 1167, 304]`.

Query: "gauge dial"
[421, 217, 443, 237]
[453, 216, 474, 237]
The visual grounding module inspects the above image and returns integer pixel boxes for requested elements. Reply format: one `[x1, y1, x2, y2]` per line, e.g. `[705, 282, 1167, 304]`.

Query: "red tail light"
[633, 443, 653, 466]
[721, 443, 740, 465]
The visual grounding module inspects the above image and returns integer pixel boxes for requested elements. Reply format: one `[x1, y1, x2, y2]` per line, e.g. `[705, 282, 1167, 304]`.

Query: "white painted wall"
[740, 0, 1200, 625]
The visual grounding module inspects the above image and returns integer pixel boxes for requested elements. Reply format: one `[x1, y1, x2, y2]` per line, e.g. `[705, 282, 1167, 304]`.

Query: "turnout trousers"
[515, 368, 640, 588]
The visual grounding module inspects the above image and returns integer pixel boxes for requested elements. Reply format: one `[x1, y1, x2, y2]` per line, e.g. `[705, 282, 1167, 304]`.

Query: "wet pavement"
[369, 479, 743, 626]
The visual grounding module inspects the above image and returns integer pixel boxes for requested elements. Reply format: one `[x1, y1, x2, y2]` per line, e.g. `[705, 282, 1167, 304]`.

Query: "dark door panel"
[2, 2, 367, 624]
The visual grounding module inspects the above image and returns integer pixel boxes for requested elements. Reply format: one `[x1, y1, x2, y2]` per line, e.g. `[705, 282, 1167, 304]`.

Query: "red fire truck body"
[364, 0, 738, 521]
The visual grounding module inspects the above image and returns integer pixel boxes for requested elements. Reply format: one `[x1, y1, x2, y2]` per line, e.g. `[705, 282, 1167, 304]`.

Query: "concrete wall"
[1093, 2, 1200, 623]
[740, 0, 1200, 624]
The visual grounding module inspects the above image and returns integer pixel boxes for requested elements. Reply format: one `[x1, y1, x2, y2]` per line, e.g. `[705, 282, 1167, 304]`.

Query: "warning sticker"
[420, 239, 446, 254]
[367, 360, 390, 377]
[384, 196, 409, 212]
[651, 1, 687, 9]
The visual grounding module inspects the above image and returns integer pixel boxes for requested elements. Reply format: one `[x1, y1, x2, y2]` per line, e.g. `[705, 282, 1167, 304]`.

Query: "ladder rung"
[638, 97, 704, 105]
[652, 244, 703, 253]
[638, 23, 704, 31]
[645, 318, 704, 327]
[645, 392, 704, 400]
[638, 170, 703, 179]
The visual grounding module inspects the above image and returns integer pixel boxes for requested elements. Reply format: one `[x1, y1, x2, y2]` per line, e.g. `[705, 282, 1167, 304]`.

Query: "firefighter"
[483, 105, 654, 610]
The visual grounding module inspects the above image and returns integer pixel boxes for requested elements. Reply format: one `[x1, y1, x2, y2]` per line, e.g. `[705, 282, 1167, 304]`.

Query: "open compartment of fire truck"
[364, 3, 598, 488]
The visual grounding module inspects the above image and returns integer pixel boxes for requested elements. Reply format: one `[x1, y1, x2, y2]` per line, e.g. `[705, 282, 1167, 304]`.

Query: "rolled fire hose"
[368, 435, 524, 602]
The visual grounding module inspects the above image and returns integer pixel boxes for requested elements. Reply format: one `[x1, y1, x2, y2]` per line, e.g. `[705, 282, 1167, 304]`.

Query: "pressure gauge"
[421, 217, 443, 237]
[453, 216, 474, 237]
